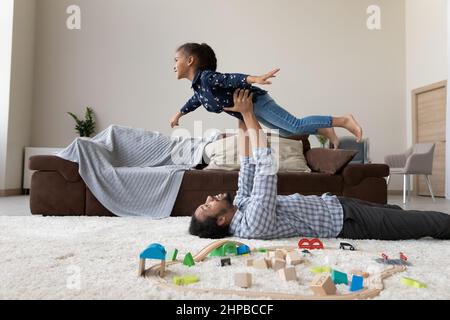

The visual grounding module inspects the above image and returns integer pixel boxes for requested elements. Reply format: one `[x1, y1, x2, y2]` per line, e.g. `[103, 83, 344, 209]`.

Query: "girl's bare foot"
[344, 115, 363, 142]
[317, 127, 340, 149]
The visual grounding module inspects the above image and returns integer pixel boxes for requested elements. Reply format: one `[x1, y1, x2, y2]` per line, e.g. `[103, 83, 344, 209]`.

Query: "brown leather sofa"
[29, 136, 389, 217]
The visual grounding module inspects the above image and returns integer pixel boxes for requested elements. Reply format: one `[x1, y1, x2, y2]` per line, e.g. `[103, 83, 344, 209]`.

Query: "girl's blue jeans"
[253, 93, 332, 137]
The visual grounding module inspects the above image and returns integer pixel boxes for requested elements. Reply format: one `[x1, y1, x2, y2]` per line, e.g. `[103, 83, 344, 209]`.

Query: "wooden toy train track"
[143, 239, 405, 300]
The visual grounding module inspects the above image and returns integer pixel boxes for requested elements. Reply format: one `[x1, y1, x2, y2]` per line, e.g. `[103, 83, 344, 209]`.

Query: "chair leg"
[407, 175, 411, 201]
[425, 175, 436, 202]
[403, 174, 407, 204]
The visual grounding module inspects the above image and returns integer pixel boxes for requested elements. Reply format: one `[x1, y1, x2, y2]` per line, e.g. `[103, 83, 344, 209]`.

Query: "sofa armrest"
[342, 163, 389, 187]
[29, 155, 81, 182]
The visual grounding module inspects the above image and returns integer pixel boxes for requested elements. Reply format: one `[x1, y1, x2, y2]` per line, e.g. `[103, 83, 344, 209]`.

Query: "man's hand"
[225, 89, 267, 150]
[223, 89, 254, 115]
[247, 68, 280, 85]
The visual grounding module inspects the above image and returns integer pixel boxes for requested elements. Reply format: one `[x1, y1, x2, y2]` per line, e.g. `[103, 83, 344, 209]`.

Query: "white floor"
[0, 194, 448, 217]
[1, 194, 449, 300]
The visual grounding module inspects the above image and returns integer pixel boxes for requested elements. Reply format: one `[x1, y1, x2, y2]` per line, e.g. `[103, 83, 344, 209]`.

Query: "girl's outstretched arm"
[246, 68, 280, 85]
[203, 69, 280, 89]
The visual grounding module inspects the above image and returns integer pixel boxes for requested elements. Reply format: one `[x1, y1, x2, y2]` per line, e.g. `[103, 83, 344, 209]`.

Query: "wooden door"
[412, 80, 447, 197]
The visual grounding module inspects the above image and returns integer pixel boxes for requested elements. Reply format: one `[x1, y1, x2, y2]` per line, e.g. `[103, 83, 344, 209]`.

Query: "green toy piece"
[401, 277, 427, 288]
[173, 275, 199, 286]
[331, 269, 348, 285]
[208, 242, 238, 257]
[169, 249, 178, 261]
[309, 266, 331, 274]
[209, 247, 226, 257]
[222, 242, 238, 256]
[183, 253, 195, 267]
[255, 248, 267, 253]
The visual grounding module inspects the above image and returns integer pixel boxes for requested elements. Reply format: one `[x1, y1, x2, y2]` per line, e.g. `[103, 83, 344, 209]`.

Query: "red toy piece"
[381, 253, 389, 260]
[399, 252, 408, 261]
[298, 238, 324, 250]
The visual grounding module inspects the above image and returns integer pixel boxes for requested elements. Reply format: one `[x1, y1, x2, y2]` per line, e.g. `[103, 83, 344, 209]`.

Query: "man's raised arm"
[224, 90, 277, 237]
[233, 119, 255, 208]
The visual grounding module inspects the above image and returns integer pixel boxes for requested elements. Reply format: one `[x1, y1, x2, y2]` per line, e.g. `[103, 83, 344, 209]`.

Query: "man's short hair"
[189, 212, 230, 239]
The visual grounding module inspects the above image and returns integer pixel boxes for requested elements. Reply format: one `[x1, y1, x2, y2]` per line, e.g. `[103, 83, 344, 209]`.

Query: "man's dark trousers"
[337, 196, 450, 240]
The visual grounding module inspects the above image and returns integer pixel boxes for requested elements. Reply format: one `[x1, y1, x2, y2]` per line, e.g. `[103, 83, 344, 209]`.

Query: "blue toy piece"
[139, 243, 167, 260]
[331, 269, 348, 285]
[350, 275, 364, 291]
[237, 245, 250, 255]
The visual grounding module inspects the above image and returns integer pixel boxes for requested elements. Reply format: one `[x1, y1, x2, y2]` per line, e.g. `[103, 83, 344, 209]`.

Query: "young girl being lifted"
[170, 42, 362, 148]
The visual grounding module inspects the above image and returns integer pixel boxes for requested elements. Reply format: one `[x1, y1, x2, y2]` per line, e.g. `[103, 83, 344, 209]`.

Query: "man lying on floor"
[189, 89, 450, 240]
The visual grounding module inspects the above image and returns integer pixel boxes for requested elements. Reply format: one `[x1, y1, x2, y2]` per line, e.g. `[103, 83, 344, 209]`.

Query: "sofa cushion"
[203, 135, 311, 172]
[305, 148, 357, 174]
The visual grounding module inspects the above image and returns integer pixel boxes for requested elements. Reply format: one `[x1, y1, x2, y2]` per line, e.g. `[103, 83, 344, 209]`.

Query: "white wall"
[0, 0, 15, 190]
[31, 0, 406, 168]
[405, 0, 448, 194]
[447, 0, 450, 199]
[5, 0, 36, 189]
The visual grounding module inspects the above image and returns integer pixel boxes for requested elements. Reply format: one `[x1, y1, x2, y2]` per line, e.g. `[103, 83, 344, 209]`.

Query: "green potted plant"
[316, 134, 329, 148]
[68, 107, 96, 137]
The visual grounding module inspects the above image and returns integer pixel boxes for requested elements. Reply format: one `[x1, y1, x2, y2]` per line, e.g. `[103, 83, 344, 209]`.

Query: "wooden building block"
[309, 266, 331, 274]
[331, 269, 348, 285]
[168, 249, 178, 261]
[274, 249, 286, 260]
[272, 258, 286, 271]
[286, 251, 302, 266]
[267, 250, 285, 260]
[246, 259, 254, 267]
[253, 259, 269, 269]
[159, 260, 166, 277]
[235, 273, 252, 288]
[183, 253, 195, 267]
[280, 249, 293, 256]
[173, 275, 199, 286]
[350, 275, 364, 292]
[278, 267, 297, 281]
[310, 274, 337, 296]
[138, 259, 146, 277]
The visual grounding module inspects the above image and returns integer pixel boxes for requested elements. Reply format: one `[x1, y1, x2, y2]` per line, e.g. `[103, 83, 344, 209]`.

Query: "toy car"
[339, 242, 355, 251]
[298, 238, 324, 250]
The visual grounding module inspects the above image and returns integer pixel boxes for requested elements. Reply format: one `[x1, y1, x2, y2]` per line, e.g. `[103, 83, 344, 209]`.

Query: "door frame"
[411, 80, 447, 196]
